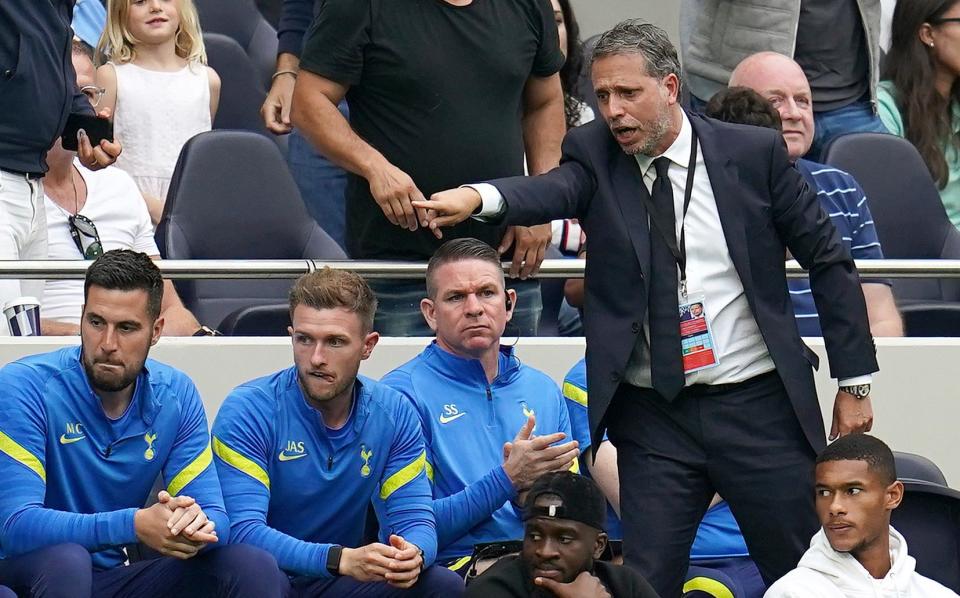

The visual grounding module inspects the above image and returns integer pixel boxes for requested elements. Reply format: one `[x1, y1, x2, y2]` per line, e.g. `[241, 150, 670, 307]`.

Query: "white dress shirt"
[472, 111, 870, 388]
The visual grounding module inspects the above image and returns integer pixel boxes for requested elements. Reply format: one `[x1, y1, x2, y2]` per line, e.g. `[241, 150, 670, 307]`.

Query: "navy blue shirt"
[0, 0, 94, 174]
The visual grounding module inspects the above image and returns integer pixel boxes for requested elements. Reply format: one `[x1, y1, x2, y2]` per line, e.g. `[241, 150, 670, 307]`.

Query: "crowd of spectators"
[2, 0, 960, 597]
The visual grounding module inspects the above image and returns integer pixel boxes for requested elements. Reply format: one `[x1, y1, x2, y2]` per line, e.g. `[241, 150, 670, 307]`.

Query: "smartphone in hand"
[61, 113, 114, 151]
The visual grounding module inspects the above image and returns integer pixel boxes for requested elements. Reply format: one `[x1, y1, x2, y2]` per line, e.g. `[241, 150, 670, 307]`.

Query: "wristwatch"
[326, 545, 343, 576]
[192, 325, 220, 337]
[839, 383, 871, 399]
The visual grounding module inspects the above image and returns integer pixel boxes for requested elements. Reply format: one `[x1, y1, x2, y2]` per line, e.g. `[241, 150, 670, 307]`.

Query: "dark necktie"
[648, 157, 686, 400]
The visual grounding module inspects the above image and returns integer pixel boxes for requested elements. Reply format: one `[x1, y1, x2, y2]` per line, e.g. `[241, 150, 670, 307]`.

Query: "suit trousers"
[606, 371, 820, 598]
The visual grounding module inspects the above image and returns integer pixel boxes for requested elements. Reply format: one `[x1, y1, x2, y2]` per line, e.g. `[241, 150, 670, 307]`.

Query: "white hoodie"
[765, 527, 958, 598]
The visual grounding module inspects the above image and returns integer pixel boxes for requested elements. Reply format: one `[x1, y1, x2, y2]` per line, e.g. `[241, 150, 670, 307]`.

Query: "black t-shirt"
[465, 556, 660, 598]
[795, 0, 869, 112]
[300, 0, 564, 260]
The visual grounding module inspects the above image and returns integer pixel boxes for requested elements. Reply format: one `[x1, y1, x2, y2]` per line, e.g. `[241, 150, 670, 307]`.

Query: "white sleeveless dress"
[111, 61, 211, 202]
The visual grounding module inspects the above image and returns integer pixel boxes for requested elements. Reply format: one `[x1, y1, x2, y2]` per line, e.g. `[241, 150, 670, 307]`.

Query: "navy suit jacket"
[491, 112, 878, 455]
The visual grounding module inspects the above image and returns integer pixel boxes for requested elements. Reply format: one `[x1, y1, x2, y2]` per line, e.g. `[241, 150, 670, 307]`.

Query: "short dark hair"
[83, 250, 164, 320]
[705, 87, 783, 132]
[817, 434, 897, 486]
[425, 238, 503, 299]
[288, 267, 378, 333]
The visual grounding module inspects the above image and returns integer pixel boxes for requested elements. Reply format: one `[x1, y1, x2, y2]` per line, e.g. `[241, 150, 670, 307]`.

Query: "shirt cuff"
[463, 183, 505, 221]
[838, 375, 872, 386]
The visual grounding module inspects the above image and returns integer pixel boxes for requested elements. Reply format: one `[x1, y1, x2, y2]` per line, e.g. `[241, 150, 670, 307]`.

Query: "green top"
[876, 80, 960, 229]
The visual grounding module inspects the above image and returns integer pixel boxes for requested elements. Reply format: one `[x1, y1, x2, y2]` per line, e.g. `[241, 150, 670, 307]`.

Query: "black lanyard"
[640, 129, 699, 296]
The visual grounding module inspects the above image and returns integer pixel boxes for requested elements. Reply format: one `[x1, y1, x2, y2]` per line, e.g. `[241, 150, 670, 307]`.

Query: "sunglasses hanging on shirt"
[68, 214, 104, 260]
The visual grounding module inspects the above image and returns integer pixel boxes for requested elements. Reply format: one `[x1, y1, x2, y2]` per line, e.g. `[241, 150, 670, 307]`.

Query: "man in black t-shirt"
[290, 0, 566, 336]
[466, 473, 658, 598]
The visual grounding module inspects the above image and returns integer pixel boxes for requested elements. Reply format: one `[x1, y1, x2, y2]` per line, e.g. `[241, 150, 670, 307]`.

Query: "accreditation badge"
[678, 291, 719, 373]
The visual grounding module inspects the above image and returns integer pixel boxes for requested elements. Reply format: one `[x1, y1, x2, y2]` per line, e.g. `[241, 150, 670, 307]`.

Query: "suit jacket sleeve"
[489, 125, 599, 226]
[768, 137, 878, 379]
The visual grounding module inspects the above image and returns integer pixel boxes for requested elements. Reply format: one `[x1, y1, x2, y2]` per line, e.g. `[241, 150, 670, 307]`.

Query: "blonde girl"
[96, 0, 220, 224]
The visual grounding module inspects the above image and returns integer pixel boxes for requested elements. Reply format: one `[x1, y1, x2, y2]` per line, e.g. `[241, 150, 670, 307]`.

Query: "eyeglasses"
[934, 17, 960, 25]
[80, 85, 106, 108]
[68, 214, 104, 260]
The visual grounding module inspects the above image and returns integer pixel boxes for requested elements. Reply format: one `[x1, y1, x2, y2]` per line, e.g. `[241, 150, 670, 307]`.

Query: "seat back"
[203, 34, 270, 136]
[895, 451, 949, 486]
[823, 133, 960, 302]
[156, 130, 345, 328]
[218, 303, 291, 336]
[196, 0, 278, 89]
[891, 481, 960, 591]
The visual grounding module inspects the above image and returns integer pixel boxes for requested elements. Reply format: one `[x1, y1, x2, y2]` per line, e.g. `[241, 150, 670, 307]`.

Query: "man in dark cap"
[466, 472, 658, 598]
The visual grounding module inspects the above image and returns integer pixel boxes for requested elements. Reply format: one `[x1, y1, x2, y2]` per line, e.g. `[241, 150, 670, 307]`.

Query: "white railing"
[0, 259, 959, 279]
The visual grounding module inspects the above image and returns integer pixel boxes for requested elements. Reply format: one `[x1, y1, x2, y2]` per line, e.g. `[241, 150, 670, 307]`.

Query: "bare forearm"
[291, 73, 387, 180]
[863, 283, 903, 337]
[276, 52, 300, 72]
[157, 278, 201, 336]
[587, 441, 620, 516]
[41, 319, 80, 336]
[522, 77, 564, 175]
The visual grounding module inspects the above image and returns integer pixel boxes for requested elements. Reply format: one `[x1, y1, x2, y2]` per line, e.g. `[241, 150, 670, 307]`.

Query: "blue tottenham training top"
[0, 346, 227, 570]
[382, 342, 576, 563]
[211, 369, 436, 577]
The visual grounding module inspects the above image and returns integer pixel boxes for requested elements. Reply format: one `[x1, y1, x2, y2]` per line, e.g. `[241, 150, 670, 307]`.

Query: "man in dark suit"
[415, 19, 879, 597]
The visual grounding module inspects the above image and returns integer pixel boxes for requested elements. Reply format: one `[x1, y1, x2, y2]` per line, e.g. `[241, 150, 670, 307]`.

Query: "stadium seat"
[156, 130, 345, 331]
[895, 451, 949, 486]
[823, 132, 960, 335]
[203, 33, 278, 146]
[218, 303, 291, 336]
[891, 480, 960, 591]
[196, 0, 278, 90]
[684, 565, 742, 598]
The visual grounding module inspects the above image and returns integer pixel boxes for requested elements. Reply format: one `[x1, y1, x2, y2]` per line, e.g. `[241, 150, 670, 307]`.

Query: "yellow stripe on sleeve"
[213, 437, 270, 490]
[380, 450, 426, 500]
[562, 382, 588, 408]
[425, 460, 434, 483]
[568, 457, 580, 474]
[167, 443, 213, 496]
[682, 577, 735, 598]
[0, 431, 45, 482]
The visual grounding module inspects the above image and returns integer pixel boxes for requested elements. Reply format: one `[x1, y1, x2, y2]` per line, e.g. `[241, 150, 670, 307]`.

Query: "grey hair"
[592, 19, 682, 82]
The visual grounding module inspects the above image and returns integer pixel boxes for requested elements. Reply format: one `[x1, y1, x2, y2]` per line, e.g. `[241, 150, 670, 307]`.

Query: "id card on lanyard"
[641, 129, 720, 373]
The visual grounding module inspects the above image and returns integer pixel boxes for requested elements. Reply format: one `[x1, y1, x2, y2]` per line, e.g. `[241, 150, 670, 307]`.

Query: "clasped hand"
[134, 490, 217, 560]
[340, 534, 424, 588]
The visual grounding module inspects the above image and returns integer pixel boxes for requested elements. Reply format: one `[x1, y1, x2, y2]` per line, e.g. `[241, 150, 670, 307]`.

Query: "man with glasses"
[40, 41, 206, 337]
[0, 2, 122, 333]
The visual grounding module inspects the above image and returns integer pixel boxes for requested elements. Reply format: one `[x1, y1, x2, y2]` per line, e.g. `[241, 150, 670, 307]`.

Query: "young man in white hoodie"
[765, 434, 957, 597]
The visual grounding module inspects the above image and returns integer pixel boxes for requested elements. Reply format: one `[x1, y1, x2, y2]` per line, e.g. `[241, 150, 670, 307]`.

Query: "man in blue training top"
[212, 268, 463, 597]
[0, 249, 282, 598]
[724, 52, 903, 338]
[382, 238, 581, 576]
[562, 358, 766, 597]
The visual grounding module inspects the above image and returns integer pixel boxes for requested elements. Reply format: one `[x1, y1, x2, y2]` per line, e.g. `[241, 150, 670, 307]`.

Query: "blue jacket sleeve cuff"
[493, 465, 517, 501]
[98, 508, 138, 547]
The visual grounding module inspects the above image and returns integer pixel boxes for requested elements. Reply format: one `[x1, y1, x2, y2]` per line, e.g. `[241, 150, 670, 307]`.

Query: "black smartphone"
[61, 113, 114, 151]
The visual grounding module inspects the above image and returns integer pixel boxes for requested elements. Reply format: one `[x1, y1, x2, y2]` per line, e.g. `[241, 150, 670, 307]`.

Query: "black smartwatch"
[326, 545, 343, 576]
